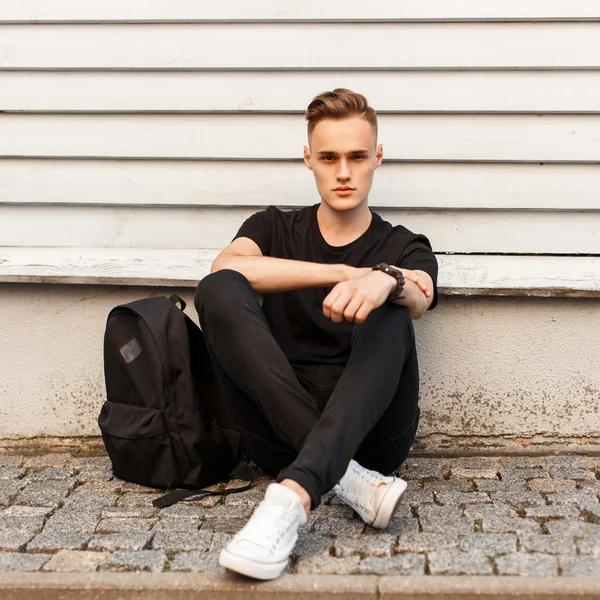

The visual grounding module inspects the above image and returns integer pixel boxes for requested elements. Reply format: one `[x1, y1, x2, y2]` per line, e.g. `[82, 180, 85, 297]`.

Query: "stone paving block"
[312, 516, 365, 537]
[0, 505, 52, 518]
[42, 549, 109, 572]
[0, 551, 51, 571]
[293, 533, 332, 557]
[101, 506, 157, 519]
[96, 518, 156, 534]
[546, 456, 592, 471]
[25, 454, 73, 470]
[152, 531, 213, 553]
[428, 550, 493, 575]
[528, 478, 577, 493]
[22, 468, 75, 483]
[315, 503, 365, 520]
[580, 501, 600, 524]
[43, 511, 100, 534]
[205, 504, 254, 519]
[474, 479, 528, 492]
[0, 467, 25, 480]
[577, 534, 600, 556]
[169, 551, 224, 573]
[524, 505, 580, 519]
[490, 491, 546, 508]
[481, 516, 541, 535]
[16, 481, 72, 507]
[560, 555, 600, 575]
[0, 480, 28, 506]
[451, 457, 500, 470]
[99, 550, 167, 573]
[423, 479, 473, 492]
[398, 458, 450, 480]
[0, 515, 45, 533]
[209, 532, 234, 553]
[396, 532, 459, 553]
[0, 456, 24, 468]
[72, 456, 112, 469]
[159, 504, 207, 519]
[74, 468, 113, 485]
[62, 492, 118, 511]
[406, 480, 422, 491]
[88, 533, 152, 552]
[0, 529, 37, 551]
[459, 533, 517, 555]
[202, 517, 248, 534]
[498, 457, 547, 470]
[420, 517, 473, 535]
[417, 505, 462, 519]
[495, 552, 558, 575]
[294, 554, 360, 575]
[152, 518, 202, 533]
[377, 517, 420, 536]
[499, 469, 549, 482]
[27, 531, 91, 551]
[547, 469, 596, 481]
[519, 533, 576, 555]
[334, 534, 395, 558]
[545, 519, 600, 538]
[359, 554, 425, 575]
[451, 468, 498, 480]
[119, 481, 163, 493]
[117, 493, 162, 508]
[77, 481, 123, 493]
[463, 504, 517, 520]
[547, 490, 599, 507]
[403, 491, 434, 505]
[223, 486, 267, 506]
[435, 492, 491, 506]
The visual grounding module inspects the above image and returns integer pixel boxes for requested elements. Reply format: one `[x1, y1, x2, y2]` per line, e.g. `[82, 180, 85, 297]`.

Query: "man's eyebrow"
[316, 149, 370, 156]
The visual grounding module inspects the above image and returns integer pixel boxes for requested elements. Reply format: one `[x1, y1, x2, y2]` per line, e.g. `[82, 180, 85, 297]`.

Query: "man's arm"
[211, 237, 360, 294]
[389, 269, 435, 320]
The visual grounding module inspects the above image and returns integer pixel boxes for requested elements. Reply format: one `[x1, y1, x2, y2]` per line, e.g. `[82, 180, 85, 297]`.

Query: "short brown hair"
[305, 88, 378, 141]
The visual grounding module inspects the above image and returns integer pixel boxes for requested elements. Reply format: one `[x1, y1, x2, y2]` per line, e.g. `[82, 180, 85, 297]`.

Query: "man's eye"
[353, 155, 365, 160]
[322, 156, 336, 162]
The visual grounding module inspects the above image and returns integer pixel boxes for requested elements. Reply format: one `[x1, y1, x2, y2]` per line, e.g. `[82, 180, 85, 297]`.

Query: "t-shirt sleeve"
[398, 234, 439, 311]
[232, 208, 273, 256]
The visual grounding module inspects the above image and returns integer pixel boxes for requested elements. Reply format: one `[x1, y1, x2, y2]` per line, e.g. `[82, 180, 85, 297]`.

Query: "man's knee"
[353, 302, 413, 342]
[194, 269, 253, 321]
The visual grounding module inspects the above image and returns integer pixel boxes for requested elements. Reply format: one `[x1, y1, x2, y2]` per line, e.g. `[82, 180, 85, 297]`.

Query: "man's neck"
[316, 200, 372, 247]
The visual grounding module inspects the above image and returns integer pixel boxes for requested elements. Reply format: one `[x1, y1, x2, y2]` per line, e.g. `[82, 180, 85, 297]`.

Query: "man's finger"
[342, 294, 364, 322]
[354, 298, 375, 324]
[329, 292, 353, 323]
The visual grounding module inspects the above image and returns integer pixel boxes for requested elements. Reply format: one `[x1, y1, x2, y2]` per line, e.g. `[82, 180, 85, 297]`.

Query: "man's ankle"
[279, 479, 311, 516]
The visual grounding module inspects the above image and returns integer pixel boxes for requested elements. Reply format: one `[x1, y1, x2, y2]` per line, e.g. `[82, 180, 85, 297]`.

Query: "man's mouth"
[334, 187, 355, 191]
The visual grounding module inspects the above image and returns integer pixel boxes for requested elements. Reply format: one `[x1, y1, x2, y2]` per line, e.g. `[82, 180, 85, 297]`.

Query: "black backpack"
[99, 294, 253, 508]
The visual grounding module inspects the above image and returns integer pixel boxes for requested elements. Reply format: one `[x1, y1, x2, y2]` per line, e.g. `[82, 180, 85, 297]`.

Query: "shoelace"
[238, 502, 297, 545]
[341, 468, 390, 508]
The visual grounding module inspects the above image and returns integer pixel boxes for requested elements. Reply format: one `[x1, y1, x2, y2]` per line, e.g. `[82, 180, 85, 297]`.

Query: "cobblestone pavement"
[1, 454, 600, 576]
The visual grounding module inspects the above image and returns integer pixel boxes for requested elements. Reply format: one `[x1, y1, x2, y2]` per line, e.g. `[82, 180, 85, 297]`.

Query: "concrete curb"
[1, 573, 600, 599]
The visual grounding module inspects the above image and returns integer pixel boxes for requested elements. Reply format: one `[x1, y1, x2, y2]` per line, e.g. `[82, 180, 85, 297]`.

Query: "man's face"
[304, 116, 383, 213]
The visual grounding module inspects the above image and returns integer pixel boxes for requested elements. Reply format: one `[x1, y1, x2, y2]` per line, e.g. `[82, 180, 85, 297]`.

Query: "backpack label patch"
[120, 337, 143, 364]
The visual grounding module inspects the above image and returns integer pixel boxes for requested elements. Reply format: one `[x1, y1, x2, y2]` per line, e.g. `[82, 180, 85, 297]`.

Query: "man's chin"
[321, 195, 367, 212]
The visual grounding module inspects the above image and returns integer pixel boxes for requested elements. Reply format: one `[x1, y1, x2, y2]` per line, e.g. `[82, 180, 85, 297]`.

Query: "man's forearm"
[211, 254, 359, 294]
[392, 279, 428, 319]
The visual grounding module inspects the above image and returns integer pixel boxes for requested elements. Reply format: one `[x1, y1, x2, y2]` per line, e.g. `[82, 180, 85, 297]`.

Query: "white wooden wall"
[1, 0, 599, 288]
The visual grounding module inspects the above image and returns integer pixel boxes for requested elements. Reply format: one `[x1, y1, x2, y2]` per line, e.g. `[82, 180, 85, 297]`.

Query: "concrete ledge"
[1, 573, 600, 600]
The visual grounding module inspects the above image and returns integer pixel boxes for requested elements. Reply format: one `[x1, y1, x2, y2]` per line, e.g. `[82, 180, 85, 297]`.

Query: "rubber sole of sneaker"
[219, 548, 289, 581]
[371, 477, 408, 529]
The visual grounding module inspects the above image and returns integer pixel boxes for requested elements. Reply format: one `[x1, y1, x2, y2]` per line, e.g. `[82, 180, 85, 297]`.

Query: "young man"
[194, 89, 438, 580]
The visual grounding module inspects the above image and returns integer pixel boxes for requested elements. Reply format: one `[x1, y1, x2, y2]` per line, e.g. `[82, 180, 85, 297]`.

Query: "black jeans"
[194, 269, 420, 509]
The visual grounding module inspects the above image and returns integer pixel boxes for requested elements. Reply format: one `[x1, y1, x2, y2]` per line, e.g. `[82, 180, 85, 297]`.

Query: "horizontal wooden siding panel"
[1, 160, 599, 211]
[1, 23, 600, 69]
[3, 71, 600, 114]
[1, 206, 598, 254]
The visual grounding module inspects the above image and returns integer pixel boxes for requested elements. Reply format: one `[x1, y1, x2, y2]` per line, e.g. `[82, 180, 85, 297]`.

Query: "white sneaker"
[333, 459, 408, 529]
[219, 483, 307, 580]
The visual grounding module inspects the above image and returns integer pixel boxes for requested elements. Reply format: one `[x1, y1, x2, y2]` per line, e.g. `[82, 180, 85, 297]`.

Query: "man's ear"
[303, 145, 313, 171]
[375, 144, 383, 168]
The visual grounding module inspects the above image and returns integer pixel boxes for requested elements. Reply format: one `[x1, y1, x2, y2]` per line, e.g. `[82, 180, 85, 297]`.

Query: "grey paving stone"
[451, 468, 498, 480]
[421, 516, 473, 535]
[580, 501, 600, 524]
[519, 533, 577, 555]
[16, 481, 72, 507]
[547, 469, 596, 481]
[43, 511, 100, 534]
[27, 531, 91, 551]
[160, 504, 207, 518]
[490, 491, 546, 508]
[460, 533, 517, 555]
[209, 532, 234, 553]
[464, 504, 517, 520]
[316, 503, 366, 520]
[0, 515, 45, 533]
[0, 505, 52, 518]
[72, 456, 111, 469]
[99, 550, 166, 573]
[42, 550, 109, 572]
[293, 533, 333, 557]
[0, 467, 25, 480]
[495, 552, 558, 575]
[0, 481, 26, 506]
[312, 516, 364, 537]
[334, 534, 395, 558]
[0, 551, 51, 572]
[524, 505, 580, 519]
[205, 504, 253, 519]
[88, 533, 152, 552]
[528, 478, 577, 493]
[396, 533, 459, 553]
[481, 516, 541, 535]
[545, 519, 600, 538]
[169, 551, 224, 573]
[560, 555, 600, 575]
[152, 518, 202, 533]
[0, 456, 24, 468]
[77, 480, 123, 493]
[0, 529, 37, 551]
[96, 518, 156, 534]
[428, 550, 493, 575]
[435, 492, 491, 506]
[546, 456, 592, 471]
[577, 534, 600, 556]
[62, 492, 118, 511]
[398, 458, 450, 480]
[547, 490, 599, 507]
[223, 486, 267, 506]
[152, 531, 213, 553]
[118, 482, 163, 494]
[294, 554, 360, 575]
[22, 468, 75, 483]
[451, 457, 500, 470]
[25, 454, 73, 470]
[417, 505, 462, 519]
[202, 517, 248, 534]
[403, 491, 434, 505]
[498, 457, 547, 470]
[359, 554, 425, 575]
[377, 517, 420, 536]
[101, 506, 157, 519]
[499, 470, 549, 483]
[423, 479, 473, 492]
[475, 479, 528, 492]
[117, 493, 162, 508]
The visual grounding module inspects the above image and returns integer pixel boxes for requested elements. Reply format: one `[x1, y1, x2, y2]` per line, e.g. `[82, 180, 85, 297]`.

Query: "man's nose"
[337, 159, 351, 180]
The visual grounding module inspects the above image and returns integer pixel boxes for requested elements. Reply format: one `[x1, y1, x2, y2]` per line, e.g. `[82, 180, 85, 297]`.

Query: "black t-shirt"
[233, 204, 438, 367]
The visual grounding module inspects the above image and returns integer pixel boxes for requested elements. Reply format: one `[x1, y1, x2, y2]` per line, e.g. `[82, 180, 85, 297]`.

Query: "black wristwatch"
[372, 263, 405, 302]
